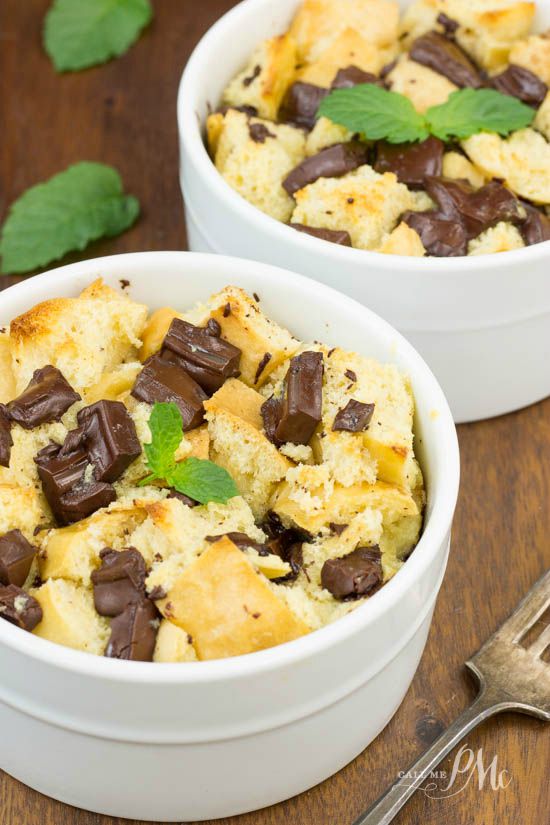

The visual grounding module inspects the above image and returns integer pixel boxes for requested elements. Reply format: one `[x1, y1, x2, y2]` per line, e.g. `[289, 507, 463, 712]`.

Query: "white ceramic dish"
[0, 252, 459, 821]
[178, 0, 550, 424]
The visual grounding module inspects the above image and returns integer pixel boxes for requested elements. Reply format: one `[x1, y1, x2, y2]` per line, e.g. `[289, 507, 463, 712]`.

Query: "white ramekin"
[178, 0, 550, 424]
[0, 252, 459, 820]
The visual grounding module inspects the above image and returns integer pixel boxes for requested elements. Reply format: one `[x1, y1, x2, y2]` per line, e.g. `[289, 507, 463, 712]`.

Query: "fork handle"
[352, 690, 502, 825]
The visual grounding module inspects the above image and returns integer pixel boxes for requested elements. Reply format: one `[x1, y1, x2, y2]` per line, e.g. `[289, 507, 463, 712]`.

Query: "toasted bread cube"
[0, 483, 48, 539]
[468, 222, 525, 255]
[183, 286, 300, 388]
[213, 110, 306, 222]
[510, 33, 550, 85]
[9, 278, 148, 394]
[442, 151, 487, 189]
[153, 620, 197, 663]
[0, 330, 15, 403]
[535, 91, 550, 141]
[222, 34, 297, 120]
[204, 378, 264, 430]
[378, 222, 426, 256]
[462, 129, 550, 205]
[206, 406, 291, 518]
[84, 362, 141, 404]
[297, 28, 385, 87]
[139, 307, 182, 361]
[31, 578, 109, 655]
[177, 425, 210, 461]
[157, 537, 310, 660]
[39, 505, 148, 586]
[292, 165, 416, 251]
[289, 0, 399, 63]
[305, 117, 353, 156]
[387, 57, 457, 113]
[206, 112, 226, 157]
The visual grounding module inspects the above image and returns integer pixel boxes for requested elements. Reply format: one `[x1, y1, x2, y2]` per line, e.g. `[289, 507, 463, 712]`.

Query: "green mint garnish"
[318, 85, 535, 145]
[44, 0, 153, 73]
[0, 162, 139, 275]
[139, 402, 239, 505]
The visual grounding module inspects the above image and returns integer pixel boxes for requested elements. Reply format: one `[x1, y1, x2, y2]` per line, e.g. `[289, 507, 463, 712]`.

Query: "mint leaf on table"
[139, 402, 239, 505]
[318, 84, 430, 144]
[317, 84, 535, 146]
[0, 162, 139, 275]
[425, 89, 535, 141]
[44, 0, 153, 72]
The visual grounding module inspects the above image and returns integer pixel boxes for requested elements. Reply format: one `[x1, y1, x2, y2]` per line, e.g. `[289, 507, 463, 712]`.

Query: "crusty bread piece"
[468, 222, 525, 255]
[305, 117, 354, 156]
[0, 483, 48, 539]
[535, 91, 550, 141]
[213, 110, 306, 222]
[378, 222, 426, 256]
[31, 578, 109, 655]
[206, 112, 226, 158]
[297, 27, 385, 87]
[84, 362, 141, 405]
[289, 0, 399, 63]
[204, 378, 265, 430]
[387, 57, 457, 113]
[156, 537, 310, 660]
[292, 165, 417, 251]
[183, 286, 301, 388]
[154, 620, 197, 663]
[222, 34, 297, 120]
[509, 33, 550, 84]
[0, 330, 15, 403]
[139, 307, 182, 361]
[462, 128, 550, 204]
[9, 278, 148, 394]
[442, 151, 487, 189]
[206, 406, 291, 518]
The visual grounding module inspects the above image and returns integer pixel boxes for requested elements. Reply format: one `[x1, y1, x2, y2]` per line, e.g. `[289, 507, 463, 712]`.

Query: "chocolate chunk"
[249, 122, 276, 143]
[279, 82, 329, 130]
[321, 546, 382, 600]
[520, 203, 550, 246]
[375, 137, 444, 188]
[167, 489, 199, 507]
[105, 599, 158, 661]
[132, 355, 207, 431]
[35, 441, 89, 521]
[206, 318, 221, 337]
[54, 481, 116, 525]
[77, 400, 141, 483]
[206, 532, 268, 555]
[490, 64, 547, 108]
[161, 318, 241, 395]
[333, 399, 375, 432]
[290, 224, 352, 246]
[425, 177, 524, 239]
[410, 31, 482, 88]
[217, 104, 258, 117]
[243, 64, 261, 87]
[272, 542, 303, 583]
[0, 584, 43, 631]
[0, 406, 13, 468]
[329, 522, 348, 536]
[283, 142, 368, 196]
[331, 66, 381, 89]
[255, 352, 272, 384]
[92, 548, 147, 617]
[0, 530, 37, 587]
[261, 394, 284, 445]
[437, 12, 459, 35]
[7, 366, 81, 430]
[275, 351, 323, 446]
[402, 210, 468, 256]
[223, 303, 231, 317]
[344, 369, 357, 382]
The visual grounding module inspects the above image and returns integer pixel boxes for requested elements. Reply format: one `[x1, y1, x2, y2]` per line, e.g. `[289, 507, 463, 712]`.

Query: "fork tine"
[494, 570, 550, 642]
[529, 623, 550, 659]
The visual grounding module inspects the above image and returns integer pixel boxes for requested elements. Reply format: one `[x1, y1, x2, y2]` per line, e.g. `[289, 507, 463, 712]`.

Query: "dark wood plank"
[1, 2, 549, 824]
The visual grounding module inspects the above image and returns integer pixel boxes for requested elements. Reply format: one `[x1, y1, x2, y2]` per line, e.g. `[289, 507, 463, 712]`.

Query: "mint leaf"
[0, 162, 139, 275]
[426, 89, 535, 141]
[143, 402, 184, 481]
[167, 458, 239, 505]
[318, 84, 430, 144]
[44, 0, 153, 72]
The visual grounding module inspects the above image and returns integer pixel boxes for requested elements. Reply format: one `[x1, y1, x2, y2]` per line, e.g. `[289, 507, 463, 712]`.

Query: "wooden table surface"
[1, 2, 549, 823]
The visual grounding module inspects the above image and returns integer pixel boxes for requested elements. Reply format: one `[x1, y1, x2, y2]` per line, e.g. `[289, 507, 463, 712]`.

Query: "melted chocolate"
[104, 599, 158, 661]
[275, 351, 324, 446]
[375, 137, 444, 188]
[132, 355, 207, 431]
[321, 546, 382, 600]
[249, 122, 276, 143]
[290, 224, 352, 246]
[161, 318, 241, 395]
[7, 366, 80, 430]
[283, 142, 368, 196]
[0, 584, 43, 631]
[410, 31, 482, 88]
[425, 177, 524, 239]
[77, 400, 141, 483]
[0, 406, 13, 468]
[491, 64, 547, 108]
[332, 400, 375, 432]
[402, 210, 468, 256]
[92, 548, 147, 617]
[0, 530, 37, 588]
[331, 66, 382, 89]
[279, 82, 329, 130]
[520, 203, 550, 246]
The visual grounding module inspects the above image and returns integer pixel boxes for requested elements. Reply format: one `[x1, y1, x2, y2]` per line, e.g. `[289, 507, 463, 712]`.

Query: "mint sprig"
[139, 402, 239, 505]
[44, 0, 153, 73]
[0, 162, 139, 275]
[318, 86, 535, 145]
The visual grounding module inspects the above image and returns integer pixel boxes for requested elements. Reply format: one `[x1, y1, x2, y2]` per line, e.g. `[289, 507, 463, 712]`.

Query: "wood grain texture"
[0, 1, 549, 823]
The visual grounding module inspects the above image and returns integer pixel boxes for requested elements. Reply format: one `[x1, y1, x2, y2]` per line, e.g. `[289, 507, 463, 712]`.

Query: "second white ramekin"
[0, 252, 459, 821]
[178, 0, 550, 424]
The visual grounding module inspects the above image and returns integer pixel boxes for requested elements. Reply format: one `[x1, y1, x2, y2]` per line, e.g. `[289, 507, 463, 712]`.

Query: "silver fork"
[354, 569, 550, 825]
